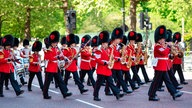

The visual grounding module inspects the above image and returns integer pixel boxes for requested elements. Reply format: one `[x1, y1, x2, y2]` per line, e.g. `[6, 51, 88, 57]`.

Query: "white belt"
[81, 59, 90, 62]
[156, 57, 168, 60]
[52, 60, 58, 63]
[91, 58, 95, 60]
[114, 57, 121, 59]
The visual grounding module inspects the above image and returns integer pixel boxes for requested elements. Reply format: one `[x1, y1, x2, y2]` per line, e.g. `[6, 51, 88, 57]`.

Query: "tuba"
[108, 48, 115, 69]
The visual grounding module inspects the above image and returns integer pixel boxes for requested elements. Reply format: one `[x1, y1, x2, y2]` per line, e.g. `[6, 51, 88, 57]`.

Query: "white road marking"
[181, 91, 192, 95]
[32, 84, 104, 108]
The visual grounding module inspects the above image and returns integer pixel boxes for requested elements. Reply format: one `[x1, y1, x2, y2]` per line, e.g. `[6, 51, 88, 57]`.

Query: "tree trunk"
[62, 0, 70, 35]
[129, 0, 137, 31]
[24, 7, 31, 40]
[0, 16, 2, 37]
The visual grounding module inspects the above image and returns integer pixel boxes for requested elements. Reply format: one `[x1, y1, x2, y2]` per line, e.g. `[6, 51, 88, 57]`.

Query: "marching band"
[0, 25, 185, 101]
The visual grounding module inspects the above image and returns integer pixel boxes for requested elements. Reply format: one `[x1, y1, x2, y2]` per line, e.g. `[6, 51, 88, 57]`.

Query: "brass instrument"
[120, 44, 127, 64]
[135, 44, 142, 65]
[126, 49, 133, 68]
[108, 48, 115, 69]
[177, 44, 184, 58]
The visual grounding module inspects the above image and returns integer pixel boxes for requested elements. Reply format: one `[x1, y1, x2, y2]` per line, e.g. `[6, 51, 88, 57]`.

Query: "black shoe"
[5, 87, 9, 90]
[116, 93, 124, 100]
[132, 86, 139, 91]
[101, 83, 106, 86]
[80, 89, 88, 94]
[22, 82, 27, 85]
[139, 82, 145, 85]
[124, 90, 132, 94]
[44, 95, 51, 99]
[146, 80, 152, 83]
[63, 92, 72, 98]
[105, 92, 113, 96]
[149, 96, 160, 101]
[181, 81, 188, 85]
[0, 94, 4, 97]
[173, 91, 183, 100]
[94, 97, 101, 101]
[157, 88, 164, 92]
[28, 89, 32, 91]
[176, 86, 183, 90]
[161, 85, 165, 88]
[16, 90, 24, 96]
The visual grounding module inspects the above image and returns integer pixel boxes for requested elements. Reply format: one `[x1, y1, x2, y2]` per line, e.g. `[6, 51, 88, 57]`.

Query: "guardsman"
[148, 25, 183, 101]
[28, 40, 44, 92]
[0, 35, 24, 97]
[43, 31, 72, 99]
[127, 31, 144, 86]
[110, 27, 132, 94]
[120, 36, 139, 91]
[172, 32, 188, 85]
[63, 33, 88, 94]
[79, 35, 96, 88]
[93, 31, 124, 101]
[60, 36, 68, 78]
[135, 33, 151, 83]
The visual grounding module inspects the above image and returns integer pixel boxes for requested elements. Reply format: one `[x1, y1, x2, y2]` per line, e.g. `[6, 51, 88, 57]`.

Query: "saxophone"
[126, 49, 133, 68]
[108, 48, 115, 69]
[120, 44, 127, 64]
[135, 48, 142, 65]
[177, 44, 184, 58]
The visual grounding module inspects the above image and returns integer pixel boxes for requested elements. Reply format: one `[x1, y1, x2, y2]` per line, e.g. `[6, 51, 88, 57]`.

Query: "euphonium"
[108, 48, 115, 69]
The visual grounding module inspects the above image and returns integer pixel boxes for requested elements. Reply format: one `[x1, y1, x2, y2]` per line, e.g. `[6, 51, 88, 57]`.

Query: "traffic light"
[66, 10, 76, 30]
[140, 12, 144, 30]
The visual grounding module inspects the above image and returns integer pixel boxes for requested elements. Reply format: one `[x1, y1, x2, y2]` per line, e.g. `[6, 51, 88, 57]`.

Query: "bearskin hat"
[0, 37, 2, 46]
[81, 35, 91, 46]
[66, 33, 76, 46]
[166, 29, 173, 42]
[128, 31, 137, 40]
[44, 37, 50, 49]
[75, 35, 79, 44]
[99, 31, 110, 44]
[122, 35, 128, 45]
[60, 36, 67, 45]
[111, 27, 123, 40]
[13, 37, 19, 47]
[2, 34, 14, 46]
[23, 39, 29, 46]
[32, 40, 42, 52]
[154, 25, 167, 43]
[173, 32, 181, 43]
[136, 33, 143, 42]
[49, 31, 60, 44]
[91, 36, 99, 47]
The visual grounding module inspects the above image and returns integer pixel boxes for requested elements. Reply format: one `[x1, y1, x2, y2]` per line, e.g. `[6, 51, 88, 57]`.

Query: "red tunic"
[0, 49, 14, 73]
[80, 48, 92, 70]
[128, 44, 137, 66]
[90, 48, 97, 68]
[172, 46, 182, 64]
[63, 47, 77, 72]
[95, 48, 112, 76]
[29, 53, 41, 72]
[153, 44, 170, 71]
[136, 48, 144, 65]
[109, 45, 121, 70]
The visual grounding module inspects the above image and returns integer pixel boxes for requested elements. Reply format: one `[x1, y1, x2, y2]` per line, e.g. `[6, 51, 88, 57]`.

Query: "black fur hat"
[44, 37, 50, 49]
[91, 36, 99, 47]
[122, 35, 128, 45]
[32, 40, 42, 52]
[99, 31, 110, 44]
[128, 31, 137, 40]
[66, 33, 76, 46]
[0, 37, 2, 46]
[13, 37, 19, 47]
[75, 35, 79, 44]
[173, 32, 181, 43]
[154, 25, 167, 43]
[166, 29, 173, 42]
[136, 33, 143, 42]
[60, 36, 67, 45]
[23, 39, 29, 46]
[49, 31, 60, 44]
[81, 35, 91, 46]
[111, 27, 123, 40]
[2, 34, 14, 46]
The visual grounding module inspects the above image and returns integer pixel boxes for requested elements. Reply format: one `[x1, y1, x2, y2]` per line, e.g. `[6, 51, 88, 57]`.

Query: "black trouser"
[64, 70, 84, 91]
[136, 64, 150, 82]
[148, 70, 177, 97]
[93, 74, 120, 98]
[28, 71, 44, 90]
[122, 70, 136, 90]
[112, 69, 128, 92]
[43, 72, 68, 97]
[0, 73, 5, 95]
[19, 74, 26, 84]
[131, 66, 142, 84]
[173, 64, 186, 83]
[80, 69, 96, 88]
[4, 73, 9, 87]
[87, 68, 95, 85]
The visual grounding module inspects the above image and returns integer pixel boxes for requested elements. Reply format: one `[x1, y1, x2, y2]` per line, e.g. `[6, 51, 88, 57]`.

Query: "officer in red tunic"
[79, 35, 96, 88]
[0, 35, 24, 97]
[135, 33, 151, 83]
[120, 36, 139, 91]
[63, 33, 88, 94]
[148, 25, 183, 101]
[172, 32, 188, 85]
[28, 41, 44, 91]
[93, 31, 124, 101]
[110, 27, 132, 94]
[127, 31, 144, 86]
[43, 31, 72, 99]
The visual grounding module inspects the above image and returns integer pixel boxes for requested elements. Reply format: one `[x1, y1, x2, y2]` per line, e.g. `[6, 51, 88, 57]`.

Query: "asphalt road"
[0, 67, 192, 108]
